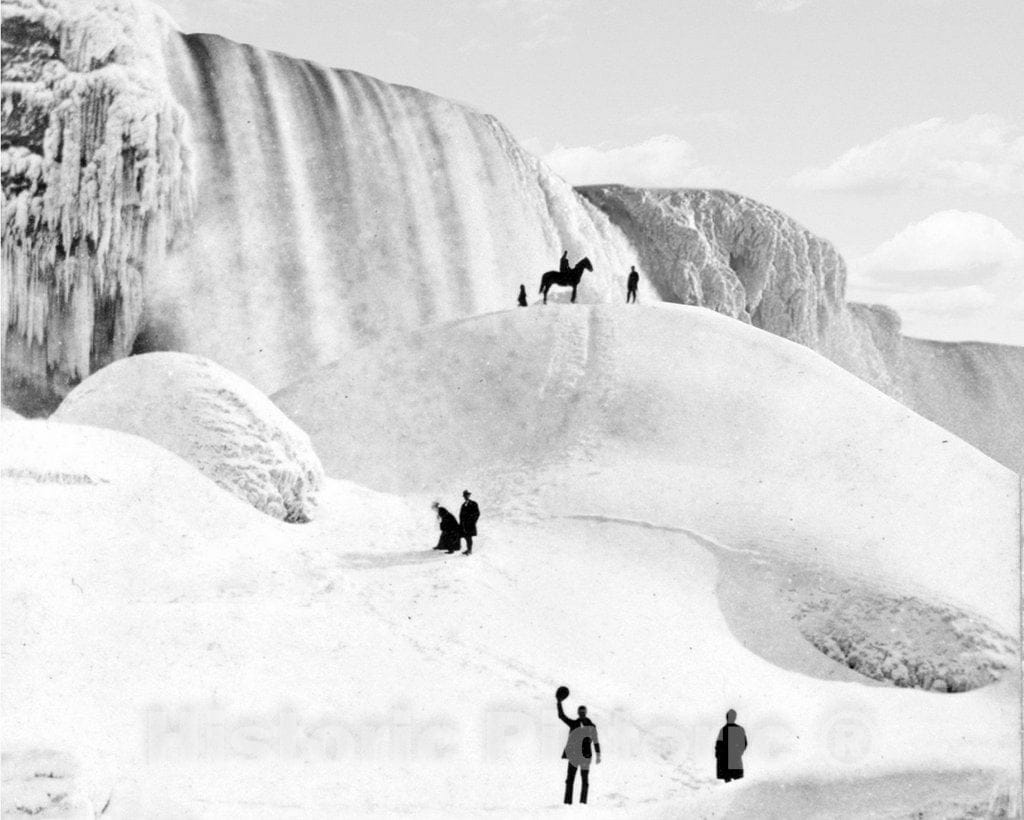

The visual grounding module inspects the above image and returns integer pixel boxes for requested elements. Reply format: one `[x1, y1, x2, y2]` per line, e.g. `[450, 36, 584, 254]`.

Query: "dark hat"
[462, 490, 471, 497]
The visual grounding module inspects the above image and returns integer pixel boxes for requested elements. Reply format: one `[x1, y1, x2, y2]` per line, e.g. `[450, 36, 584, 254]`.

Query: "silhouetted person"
[559, 250, 570, 276]
[557, 691, 601, 804]
[518, 284, 528, 307]
[626, 266, 639, 303]
[459, 490, 480, 555]
[431, 502, 462, 553]
[715, 709, 747, 783]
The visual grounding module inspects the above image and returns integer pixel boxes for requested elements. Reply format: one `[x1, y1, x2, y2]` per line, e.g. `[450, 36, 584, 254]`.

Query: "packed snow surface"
[52, 352, 324, 521]
[3, 304, 1018, 818]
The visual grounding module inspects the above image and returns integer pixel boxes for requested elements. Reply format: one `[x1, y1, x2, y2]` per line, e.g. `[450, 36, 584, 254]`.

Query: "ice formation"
[3, 0, 1020, 474]
[578, 186, 1024, 474]
[143, 32, 646, 395]
[1, 0, 193, 412]
[52, 352, 324, 521]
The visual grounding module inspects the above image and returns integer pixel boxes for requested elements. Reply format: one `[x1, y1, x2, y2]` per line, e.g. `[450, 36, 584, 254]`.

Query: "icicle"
[2, 0, 195, 404]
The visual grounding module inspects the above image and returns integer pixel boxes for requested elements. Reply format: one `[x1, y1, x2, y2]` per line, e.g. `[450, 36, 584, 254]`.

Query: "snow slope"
[52, 352, 324, 522]
[274, 304, 1019, 631]
[2, 305, 1019, 818]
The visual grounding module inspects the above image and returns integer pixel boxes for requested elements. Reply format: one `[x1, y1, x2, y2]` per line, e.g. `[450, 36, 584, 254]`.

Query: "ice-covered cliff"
[1, 0, 643, 409]
[3, 0, 1020, 472]
[577, 186, 1024, 474]
[1, 0, 194, 413]
[147, 33, 646, 394]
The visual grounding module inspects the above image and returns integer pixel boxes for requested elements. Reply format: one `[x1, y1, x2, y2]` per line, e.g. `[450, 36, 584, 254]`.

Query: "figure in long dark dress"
[431, 504, 462, 553]
[715, 709, 748, 782]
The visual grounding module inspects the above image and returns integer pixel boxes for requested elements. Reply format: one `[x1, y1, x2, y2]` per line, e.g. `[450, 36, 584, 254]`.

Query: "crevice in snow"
[565, 514, 1017, 692]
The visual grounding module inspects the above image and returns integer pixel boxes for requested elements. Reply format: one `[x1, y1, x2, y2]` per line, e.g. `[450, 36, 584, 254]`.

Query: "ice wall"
[146, 33, 643, 394]
[2, 1, 642, 407]
[578, 186, 1024, 474]
[1, 0, 194, 413]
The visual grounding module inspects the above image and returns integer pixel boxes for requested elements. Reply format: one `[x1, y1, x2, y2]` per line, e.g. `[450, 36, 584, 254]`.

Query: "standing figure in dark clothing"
[626, 265, 639, 303]
[518, 284, 528, 307]
[459, 490, 480, 555]
[559, 250, 570, 276]
[556, 689, 601, 804]
[431, 502, 462, 553]
[715, 709, 748, 782]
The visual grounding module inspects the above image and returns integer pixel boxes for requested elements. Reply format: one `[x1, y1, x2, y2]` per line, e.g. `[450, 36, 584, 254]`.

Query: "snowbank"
[52, 352, 324, 521]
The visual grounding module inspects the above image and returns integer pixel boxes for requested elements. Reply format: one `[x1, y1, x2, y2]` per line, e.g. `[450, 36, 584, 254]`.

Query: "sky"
[157, 0, 1024, 344]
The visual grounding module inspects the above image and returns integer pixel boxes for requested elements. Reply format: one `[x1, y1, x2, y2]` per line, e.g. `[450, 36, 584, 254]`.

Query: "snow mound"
[274, 304, 1018, 631]
[53, 352, 324, 522]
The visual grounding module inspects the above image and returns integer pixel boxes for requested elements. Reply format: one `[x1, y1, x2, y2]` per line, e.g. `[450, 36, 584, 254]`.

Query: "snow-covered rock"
[52, 352, 323, 521]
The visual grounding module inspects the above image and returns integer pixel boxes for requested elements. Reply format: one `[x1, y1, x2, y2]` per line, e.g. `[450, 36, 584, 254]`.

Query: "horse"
[538, 257, 593, 304]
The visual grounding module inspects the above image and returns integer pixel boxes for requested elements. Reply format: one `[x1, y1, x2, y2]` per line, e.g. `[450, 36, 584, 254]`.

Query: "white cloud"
[852, 210, 1024, 287]
[848, 211, 1024, 344]
[790, 115, 1024, 195]
[542, 135, 722, 188]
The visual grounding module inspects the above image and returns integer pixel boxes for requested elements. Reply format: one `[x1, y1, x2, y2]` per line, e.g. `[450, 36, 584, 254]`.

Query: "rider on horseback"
[559, 251, 570, 276]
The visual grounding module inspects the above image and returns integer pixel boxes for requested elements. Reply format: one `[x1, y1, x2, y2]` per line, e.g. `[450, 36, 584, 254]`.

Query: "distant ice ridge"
[578, 186, 1024, 474]
[53, 352, 324, 521]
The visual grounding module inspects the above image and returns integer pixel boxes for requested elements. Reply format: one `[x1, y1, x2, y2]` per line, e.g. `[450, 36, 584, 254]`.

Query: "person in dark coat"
[556, 692, 601, 804]
[559, 250, 570, 276]
[459, 490, 480, 555]
[715, 709, 748, 782]
[626, 265, 639, 303]
[518, 284, 528, 307]
[431, 502, 462, 553]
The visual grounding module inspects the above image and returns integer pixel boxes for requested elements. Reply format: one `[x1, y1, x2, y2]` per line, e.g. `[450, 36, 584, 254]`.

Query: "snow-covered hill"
[13, 304, 1014, 816]
[274, 304, 1018, 631]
